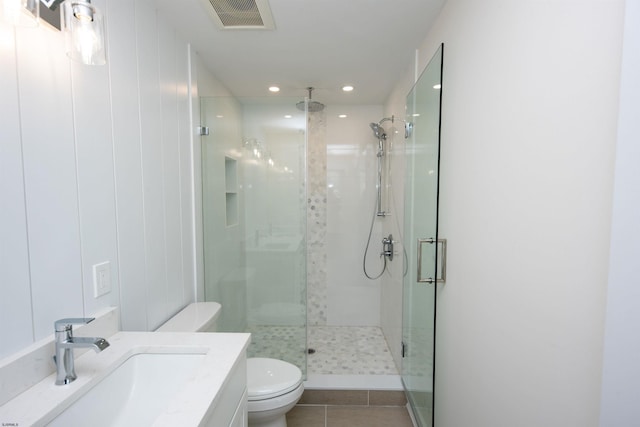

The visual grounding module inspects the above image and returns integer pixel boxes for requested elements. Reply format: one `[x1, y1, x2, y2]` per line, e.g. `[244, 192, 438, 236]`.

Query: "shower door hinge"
[401, 341, 407, 358]
[197, 126, 210, 136]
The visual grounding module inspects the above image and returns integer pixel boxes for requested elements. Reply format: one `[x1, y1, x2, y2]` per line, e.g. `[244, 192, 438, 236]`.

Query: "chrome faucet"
[53, 318, 110, 385]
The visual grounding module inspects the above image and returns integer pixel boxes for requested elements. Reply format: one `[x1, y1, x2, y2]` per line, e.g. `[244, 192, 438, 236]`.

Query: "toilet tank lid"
[247, 357, 303, 400]
[155, 302, 221, 332]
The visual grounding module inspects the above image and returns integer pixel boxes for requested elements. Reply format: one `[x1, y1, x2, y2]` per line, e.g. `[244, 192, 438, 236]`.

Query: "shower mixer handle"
[381, 234, 394, 261]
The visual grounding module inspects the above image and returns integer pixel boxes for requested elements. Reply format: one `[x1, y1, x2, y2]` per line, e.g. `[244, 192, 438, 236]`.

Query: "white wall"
[385, 1, 625, 425]
[599, 1, 640, 424]
[0, 0, 202, 359]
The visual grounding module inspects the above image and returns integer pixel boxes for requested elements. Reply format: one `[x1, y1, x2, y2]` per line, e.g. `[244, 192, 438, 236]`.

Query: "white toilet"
[156, 302, 304, 427]
[247, 357, 304, 427]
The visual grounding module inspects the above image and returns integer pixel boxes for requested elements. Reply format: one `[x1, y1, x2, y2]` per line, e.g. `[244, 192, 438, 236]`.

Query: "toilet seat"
[247, 382, 304, 413]
[247, 358, 303, 401]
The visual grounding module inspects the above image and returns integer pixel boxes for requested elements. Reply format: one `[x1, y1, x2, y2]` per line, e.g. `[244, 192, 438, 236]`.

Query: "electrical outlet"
[93, 261, 111, 298]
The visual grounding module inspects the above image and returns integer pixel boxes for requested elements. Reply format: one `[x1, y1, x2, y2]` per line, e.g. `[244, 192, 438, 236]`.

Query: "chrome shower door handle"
[417, 238, 447, 284]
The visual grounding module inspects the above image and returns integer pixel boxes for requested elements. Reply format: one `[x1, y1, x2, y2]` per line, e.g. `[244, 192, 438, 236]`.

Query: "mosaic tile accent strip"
[306, 110, 327, 326]
[307, 326, 398, 375]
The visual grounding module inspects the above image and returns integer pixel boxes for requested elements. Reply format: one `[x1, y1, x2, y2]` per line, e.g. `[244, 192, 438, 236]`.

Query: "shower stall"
[200, 47, 443, 425]
[200, 96, 400, 385]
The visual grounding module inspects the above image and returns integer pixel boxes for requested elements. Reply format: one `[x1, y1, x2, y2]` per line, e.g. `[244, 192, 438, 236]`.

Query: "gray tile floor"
[287, 390, 413, 427]
[287, 405, 414, 427]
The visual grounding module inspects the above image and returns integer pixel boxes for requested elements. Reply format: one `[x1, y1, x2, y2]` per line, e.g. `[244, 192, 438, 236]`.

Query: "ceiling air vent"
[204, 0, 275, 30]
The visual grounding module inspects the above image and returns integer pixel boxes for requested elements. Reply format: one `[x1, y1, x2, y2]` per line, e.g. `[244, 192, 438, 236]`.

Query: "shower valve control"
[381, 234, 394, 261]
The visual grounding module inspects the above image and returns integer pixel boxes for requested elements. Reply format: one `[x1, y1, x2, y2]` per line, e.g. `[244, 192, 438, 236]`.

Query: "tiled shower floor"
[246, 325, 398, 376]
[307, 326, 398, 375]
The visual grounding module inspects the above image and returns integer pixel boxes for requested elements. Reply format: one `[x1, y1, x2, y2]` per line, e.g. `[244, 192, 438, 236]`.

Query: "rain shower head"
[370, 122, 386, 140]
[296, 87, 325, 112]
[302, 100, 325, 112]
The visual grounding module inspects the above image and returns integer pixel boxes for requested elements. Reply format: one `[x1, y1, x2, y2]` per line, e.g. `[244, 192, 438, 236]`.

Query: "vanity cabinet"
[229, 392, 248, 427]
[202, 355, 248, 427]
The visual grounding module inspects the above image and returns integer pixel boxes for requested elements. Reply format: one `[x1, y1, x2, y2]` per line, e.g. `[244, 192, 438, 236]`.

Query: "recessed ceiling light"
[433, 84, 441, 90]
[216, 115, 224, 118]
[268, 86, 280, 93]
[342, 85, 354, 92]
[412, 113, 420, 117]
[338, 114, 347, 118]
[284, 114, 292, 119]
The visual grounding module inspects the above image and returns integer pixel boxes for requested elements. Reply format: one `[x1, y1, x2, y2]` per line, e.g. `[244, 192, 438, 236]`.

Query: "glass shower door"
[200, 96, 308, 376]
[402, 44, 443, 427]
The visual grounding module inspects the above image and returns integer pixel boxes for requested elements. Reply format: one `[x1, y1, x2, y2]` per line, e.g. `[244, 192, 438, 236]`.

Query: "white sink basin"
[0, 332, 250, 427]
[48, 353, 205, 427]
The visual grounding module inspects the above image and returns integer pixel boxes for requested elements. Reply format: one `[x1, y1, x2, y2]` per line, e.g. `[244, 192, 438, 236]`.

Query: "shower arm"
[378, 115, 413, 139]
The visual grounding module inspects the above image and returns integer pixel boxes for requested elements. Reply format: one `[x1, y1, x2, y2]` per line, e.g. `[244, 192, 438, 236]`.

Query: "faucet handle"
[54, 317, 95, 332]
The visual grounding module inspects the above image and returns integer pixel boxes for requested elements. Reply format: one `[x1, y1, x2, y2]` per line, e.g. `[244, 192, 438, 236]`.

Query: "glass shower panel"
[201, 97, 307, 376]
[402, 44, 443, 427]
[201, 96, 246, 332]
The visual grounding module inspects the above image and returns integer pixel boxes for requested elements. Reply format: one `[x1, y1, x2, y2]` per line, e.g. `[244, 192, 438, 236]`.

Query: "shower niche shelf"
[225, 156, 238, 227]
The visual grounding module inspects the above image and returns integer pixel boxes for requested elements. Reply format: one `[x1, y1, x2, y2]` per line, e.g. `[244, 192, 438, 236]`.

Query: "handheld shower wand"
[363, 119, 391, 280]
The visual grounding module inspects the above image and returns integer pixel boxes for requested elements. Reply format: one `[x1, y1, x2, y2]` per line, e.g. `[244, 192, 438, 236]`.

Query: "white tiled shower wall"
[326, 105, 386, 327]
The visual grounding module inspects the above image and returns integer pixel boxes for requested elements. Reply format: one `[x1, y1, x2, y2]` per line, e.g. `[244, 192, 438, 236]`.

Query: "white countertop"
[0, 331, 250, 427]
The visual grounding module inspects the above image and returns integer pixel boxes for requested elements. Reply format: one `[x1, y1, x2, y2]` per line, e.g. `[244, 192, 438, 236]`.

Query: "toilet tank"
[155, 302, 221, 332]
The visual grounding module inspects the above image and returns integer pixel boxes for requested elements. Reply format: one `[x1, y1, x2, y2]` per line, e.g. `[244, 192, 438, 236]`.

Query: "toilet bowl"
[157, 303, 304, 427]
[247, 357, 303, 427]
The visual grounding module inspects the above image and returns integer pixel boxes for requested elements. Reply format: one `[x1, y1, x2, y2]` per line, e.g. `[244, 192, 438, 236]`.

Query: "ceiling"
[153, 0, 445, 105]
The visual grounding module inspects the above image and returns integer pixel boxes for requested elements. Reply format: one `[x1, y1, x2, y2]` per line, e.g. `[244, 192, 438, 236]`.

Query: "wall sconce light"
[0, 0, 39, 27]
[61, 1, 106, 65]
[42, 0, 106, 65]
